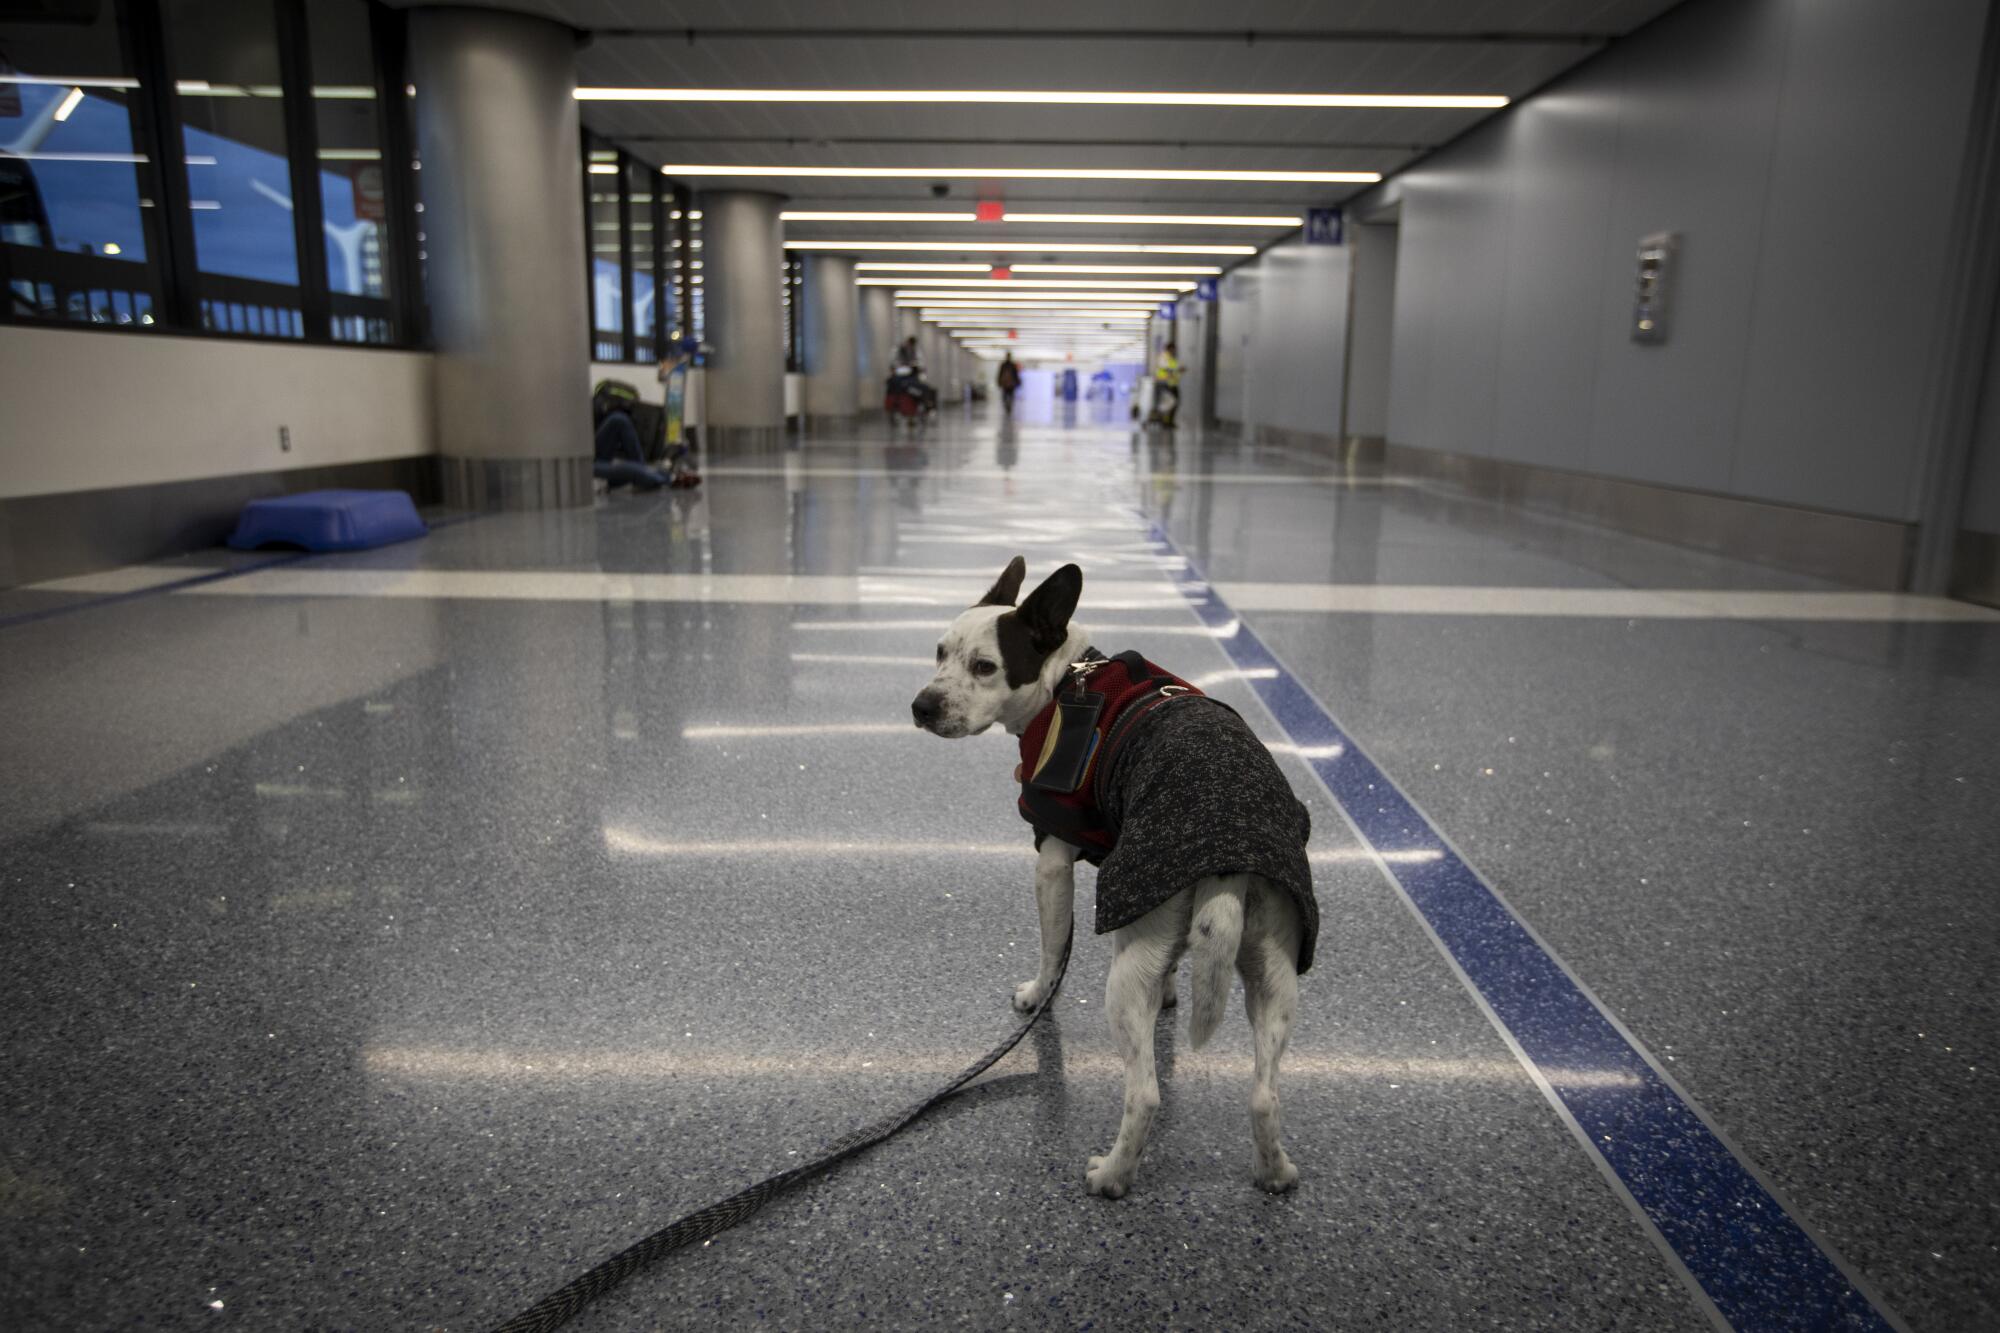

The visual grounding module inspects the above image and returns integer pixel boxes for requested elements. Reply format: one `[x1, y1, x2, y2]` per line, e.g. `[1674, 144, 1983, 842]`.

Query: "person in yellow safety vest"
[1154, 343, 1183, 428]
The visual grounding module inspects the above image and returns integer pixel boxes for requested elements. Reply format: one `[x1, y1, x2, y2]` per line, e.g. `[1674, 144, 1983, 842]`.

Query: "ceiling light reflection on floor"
[682, 722, 913, 739]
[604, 828, 1021, 857]
[363, 1045, 1626, 1088]
[789, 652, 936, 668]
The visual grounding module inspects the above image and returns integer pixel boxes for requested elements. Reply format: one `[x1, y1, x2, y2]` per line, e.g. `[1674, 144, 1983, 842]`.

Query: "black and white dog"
[912, 558, 1319, 1198]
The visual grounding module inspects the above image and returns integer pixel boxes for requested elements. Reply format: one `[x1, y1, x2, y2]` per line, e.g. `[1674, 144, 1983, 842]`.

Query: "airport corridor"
[4, 410, 1997, 1330]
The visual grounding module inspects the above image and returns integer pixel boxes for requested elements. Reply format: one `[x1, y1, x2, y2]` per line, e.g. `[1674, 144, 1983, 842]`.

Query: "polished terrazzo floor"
[3, 408, 1996, 1331]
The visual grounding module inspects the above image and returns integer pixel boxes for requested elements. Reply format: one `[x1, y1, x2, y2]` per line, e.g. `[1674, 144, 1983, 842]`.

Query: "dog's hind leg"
[1086, 891, 1189, 1199]
[1239, 878, 1303, 1192]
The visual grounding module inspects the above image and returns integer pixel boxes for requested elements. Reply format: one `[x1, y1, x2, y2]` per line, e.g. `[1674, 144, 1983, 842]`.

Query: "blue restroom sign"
[1157, 302, 1176, 318]
[1305, 208, 1344, 246]
[1195, 278, 1218, 301]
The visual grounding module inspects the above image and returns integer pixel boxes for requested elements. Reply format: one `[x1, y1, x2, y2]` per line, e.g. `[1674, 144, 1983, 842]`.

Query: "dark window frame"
[577, 142, 688, 367]
[0, 0, 424, 351]
[784, 256, 805, 374]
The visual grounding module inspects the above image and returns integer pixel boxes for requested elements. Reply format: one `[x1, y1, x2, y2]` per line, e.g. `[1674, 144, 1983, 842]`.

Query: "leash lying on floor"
[490, 931, 1074, 1333]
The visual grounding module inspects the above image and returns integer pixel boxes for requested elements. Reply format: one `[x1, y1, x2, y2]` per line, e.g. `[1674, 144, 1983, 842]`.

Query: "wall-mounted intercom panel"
[1632, 232, 1679, 343]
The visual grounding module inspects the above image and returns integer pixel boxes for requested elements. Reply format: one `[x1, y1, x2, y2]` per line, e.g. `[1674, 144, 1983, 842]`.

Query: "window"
[626, 155, 655, 363]
[0, 0, 422, 347]
[783, 255, 803, 372]
[686, 196, 703, 347]
[167, 0, 302, 335]
[306, 0, 397, 345]
[585, 137, 622, 360]
[0, 5, 165, 327]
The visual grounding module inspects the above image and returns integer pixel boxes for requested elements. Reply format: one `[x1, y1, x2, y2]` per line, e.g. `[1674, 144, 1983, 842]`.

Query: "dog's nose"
[911, 693, 941, 729]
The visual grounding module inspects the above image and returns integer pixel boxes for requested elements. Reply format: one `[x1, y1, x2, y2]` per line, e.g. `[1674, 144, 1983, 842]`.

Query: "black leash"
[489, 932, 1074, 1333]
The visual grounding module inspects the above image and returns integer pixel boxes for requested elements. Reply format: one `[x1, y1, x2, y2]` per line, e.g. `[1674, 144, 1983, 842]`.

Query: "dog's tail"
[1186, 877, 1247, 1049]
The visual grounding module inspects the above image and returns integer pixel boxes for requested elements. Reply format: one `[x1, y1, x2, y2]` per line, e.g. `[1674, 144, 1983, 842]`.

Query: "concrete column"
[409, 9, 590, 509]
[857, 286, 896, 411]
[801, 254, 858, 426]
[700, 190, 787, 448]
[921, 325, 945, 397]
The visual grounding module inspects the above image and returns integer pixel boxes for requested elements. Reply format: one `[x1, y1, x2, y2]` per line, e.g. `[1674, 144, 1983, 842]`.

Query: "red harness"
[1015, 650, 1206, 862]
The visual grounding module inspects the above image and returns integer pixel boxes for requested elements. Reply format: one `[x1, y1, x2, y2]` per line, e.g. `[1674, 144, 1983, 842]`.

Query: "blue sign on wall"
[1156, 302, 1177, 318]
[1305, 207, 1345, 246]
[1195, 278, 1218, 301]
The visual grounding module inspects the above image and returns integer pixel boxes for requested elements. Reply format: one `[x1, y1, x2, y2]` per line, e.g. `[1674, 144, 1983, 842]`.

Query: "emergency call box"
[1632, 232, 1679, 343]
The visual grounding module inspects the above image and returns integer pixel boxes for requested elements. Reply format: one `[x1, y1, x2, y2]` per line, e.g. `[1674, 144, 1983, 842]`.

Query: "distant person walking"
[996, 352, 1022, 414]
[1153, 342, 1182, 429]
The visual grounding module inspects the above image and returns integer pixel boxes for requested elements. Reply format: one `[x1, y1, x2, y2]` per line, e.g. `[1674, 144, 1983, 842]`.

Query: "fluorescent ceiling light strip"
[782, 211, 979, 222]
[903, 308, 1160, 317]
[170, 80, 376, 98]
[854, 262, 994, 272]
[587, 88, 1504, 110]
[788, 240, 1256, 254]
[672, 165, 1378, 184]
[932, 312, 1154, 320]
[860, 277, 1192, 290]
[1002, 212, 1302, 227]
[4, 151, 149, 163]
[889, 289, 1178, 301]
[1008, 264, 1221, 275]
[0, 74, 138, 89]
[939, 328, 1152, 336]
[588, 163, 618, 174]
[903, 303, 1157, 312]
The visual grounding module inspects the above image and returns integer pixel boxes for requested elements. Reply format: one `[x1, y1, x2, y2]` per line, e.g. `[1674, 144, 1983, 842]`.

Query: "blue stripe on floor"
[1144, 520, 1898, 1333]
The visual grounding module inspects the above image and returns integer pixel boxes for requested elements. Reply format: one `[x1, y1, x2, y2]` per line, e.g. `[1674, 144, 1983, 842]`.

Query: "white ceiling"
[402, 0, 1689, 252]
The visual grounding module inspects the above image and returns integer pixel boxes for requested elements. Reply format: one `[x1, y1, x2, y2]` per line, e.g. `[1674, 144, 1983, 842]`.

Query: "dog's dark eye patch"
[935, 643, 947, 663]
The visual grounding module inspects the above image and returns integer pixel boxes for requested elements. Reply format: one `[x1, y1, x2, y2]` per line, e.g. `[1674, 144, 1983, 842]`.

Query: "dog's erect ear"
[978, 555, 1028, 607]
[1016, 563, 1082, 654]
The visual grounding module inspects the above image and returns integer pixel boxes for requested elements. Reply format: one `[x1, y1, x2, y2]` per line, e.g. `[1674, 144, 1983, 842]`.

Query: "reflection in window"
[0, 6, 161, 326]
[687, 202, 704, 346]
[306, 0, 395, 343]
[626, 156, 655, 362]
[168, 0, 299, 298]
[588, 143, 622, 360]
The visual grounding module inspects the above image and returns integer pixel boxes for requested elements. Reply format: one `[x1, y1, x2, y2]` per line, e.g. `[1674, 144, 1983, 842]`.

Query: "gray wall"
[1379, 0, 1990, 522]
[1345, 221, 1399, 440]
[1214, 267, 1256, 426]
[1213, 237, 1351, 438]
[1967, 312, 2000, 535]
[1171, 295, 1213, 427]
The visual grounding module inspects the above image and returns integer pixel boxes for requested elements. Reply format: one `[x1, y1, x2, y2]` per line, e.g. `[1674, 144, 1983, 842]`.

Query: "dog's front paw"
[1253, 1151, 1300, 1193]
[1012, 978, 1049, 1012]
[1085, 1154, 1133, 1199]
